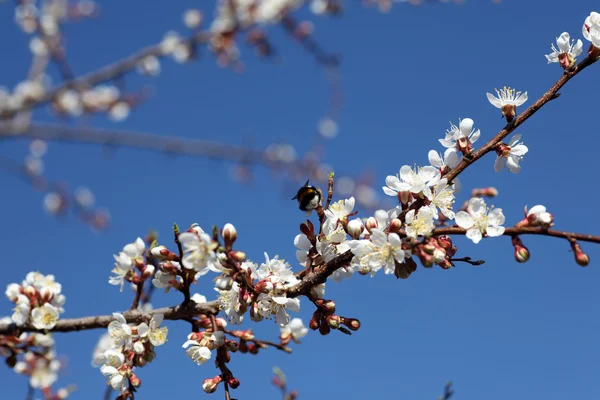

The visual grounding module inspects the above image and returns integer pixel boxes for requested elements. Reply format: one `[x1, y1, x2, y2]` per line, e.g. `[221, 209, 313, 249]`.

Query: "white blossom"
[31, 303, 59, 330]
[12, 294, 30, 326]
[439, 118, 481, 149]
[29, 357, 61, 389]
[349, 228, 406, 276]
[546, 32, 583, 64]
[100, 350, 127, 393]
[428, 179, 456, 220]
[405, 208, 435, 238]
[486, 87, 528, 110]
[108, 313, 134, 349]
[583, 12, 600, 47]
[384, 165, 440, 200]
[178, 231, 218, 273]
[324, 197, 355, 230]
[280, 317, 308, 340]
[494, 134, 528, 174]
[182, 340, 212, 365]
[428, 148, 459, 171]
[110, 252, 133, 291]
[138, 313, 168, 346]
[256, 292, 300, 327]
[455, 198, 505, 244]
[217, 282, 244, 325]
[526, 205, 554, 228]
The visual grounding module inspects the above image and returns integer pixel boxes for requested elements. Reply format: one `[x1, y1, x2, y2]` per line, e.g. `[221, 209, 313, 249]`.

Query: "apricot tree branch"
[445, 55, 598, 183]
[0, 301, 218, 335]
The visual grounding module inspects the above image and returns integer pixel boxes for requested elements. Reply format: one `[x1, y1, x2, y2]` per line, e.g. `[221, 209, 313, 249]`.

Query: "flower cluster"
[96, 312, 168, 393]
[0, 330, 71, 397]
[110, 237, 155, 292]
[5, 272, 65, 330]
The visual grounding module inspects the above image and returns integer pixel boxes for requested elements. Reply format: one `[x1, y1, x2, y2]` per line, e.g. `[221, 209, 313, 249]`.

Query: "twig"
[449, 257, 485, 266]
[131, 280, 145, 310]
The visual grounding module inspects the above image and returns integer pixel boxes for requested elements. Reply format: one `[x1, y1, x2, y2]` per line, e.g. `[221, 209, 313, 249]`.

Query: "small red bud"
[227, 377, 240, 389]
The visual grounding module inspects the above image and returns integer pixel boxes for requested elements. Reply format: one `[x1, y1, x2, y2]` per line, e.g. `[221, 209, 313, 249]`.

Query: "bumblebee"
[292, 180, 322, 212]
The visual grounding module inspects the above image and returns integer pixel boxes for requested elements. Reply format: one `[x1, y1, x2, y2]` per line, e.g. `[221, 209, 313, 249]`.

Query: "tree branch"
[0, 31, 211, 119]
[0, 300, 218, 335]
[445, 55, 598, 183]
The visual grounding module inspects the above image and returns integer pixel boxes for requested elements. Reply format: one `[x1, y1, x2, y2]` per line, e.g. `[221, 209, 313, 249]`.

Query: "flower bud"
[365, 216, 378, 233]
[150, 245, 171, 260]
[129, 373, 141, 388]
[314, 299, 336, 313]
[347, 219, 364, 239]
[471, 187, 498, 198]
[326, 315, 341, 329]
[215, 276, 233, 291]
[222, 223, 237, 248]
[202, 376, 222, 393]
[255, 280, 274, 294]
[388, 218, 402, 233]
[231, 251, 246, 262]
[310, 310, 321, 330]
[341, 317, 361, 331]
[575, 252, 590, 267]
[5, 283, 21, 302]
[422, 244, 436, 255]
[248, 343, 259, 354]
[24, 285, 37, 298]
[141, 264, 155, 279]
[227, 377, 240, 389]
[432, 248, 446, 264]
[40, 287, 54, 302]
[300, 220, 315, 238]
[226, 340, 239, 352]
[512, 236, 530, 263]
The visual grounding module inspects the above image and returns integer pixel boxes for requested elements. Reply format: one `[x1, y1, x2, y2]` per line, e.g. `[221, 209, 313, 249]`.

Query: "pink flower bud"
[129, 373, 141, 388]
[388, 218, 402, 233]
[227, 377, 240, 389]
[326, 314, 341, 329]
[142, 264, 155, 279]
[314, 299, 336, 313]
[222, 223, 237, 248]
[341, 317, 361, 331]
[347, 219, 364, 239]
[150, 246, 170, 260]
[365, 217, 378, 233]
[202, 376, 222, 393]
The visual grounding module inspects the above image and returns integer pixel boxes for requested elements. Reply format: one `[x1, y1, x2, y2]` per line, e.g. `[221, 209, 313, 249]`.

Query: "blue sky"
[2, 1, 600, 399]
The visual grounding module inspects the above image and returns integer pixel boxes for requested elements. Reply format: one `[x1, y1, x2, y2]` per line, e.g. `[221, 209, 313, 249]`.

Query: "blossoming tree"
[1, 1, 600, 399]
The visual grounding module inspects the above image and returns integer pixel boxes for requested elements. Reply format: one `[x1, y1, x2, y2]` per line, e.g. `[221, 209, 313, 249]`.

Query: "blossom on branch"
[486, 87, 528, 122]
[546, 32, 583, 68]
[494, 134, 528, 174]
[455, 198, 505, 244]
[583, 12, 600, 48]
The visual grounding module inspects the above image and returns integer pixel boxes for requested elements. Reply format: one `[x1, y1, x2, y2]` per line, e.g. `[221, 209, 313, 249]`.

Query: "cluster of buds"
[515, 205, 554, 229]
[5, 272, 65, 330]
[413, 236, 457, 270]
[309, 299, 360, 336]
